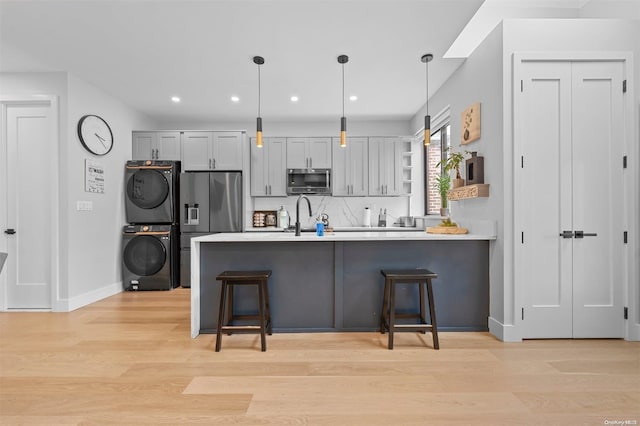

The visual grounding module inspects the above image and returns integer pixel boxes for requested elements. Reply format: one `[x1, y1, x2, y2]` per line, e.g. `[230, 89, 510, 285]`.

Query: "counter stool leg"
[419, 280, 427, 334]
[263, 279, 273, 335]
[426, 279, 439, 350]
[258, 281, 266, 352]
[215, 281, 228, 352]
[225, 285, 234, 335]
[380, 278, 389, 334]
[388, 280, 396, 350]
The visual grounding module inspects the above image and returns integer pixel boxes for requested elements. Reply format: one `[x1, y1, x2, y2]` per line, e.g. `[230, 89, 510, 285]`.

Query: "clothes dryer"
[124, 160, 179, 224]
[122, 224, 178, 291]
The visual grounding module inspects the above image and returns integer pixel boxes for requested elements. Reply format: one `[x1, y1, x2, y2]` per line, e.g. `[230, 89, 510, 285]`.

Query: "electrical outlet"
[76, 201, 93, 211]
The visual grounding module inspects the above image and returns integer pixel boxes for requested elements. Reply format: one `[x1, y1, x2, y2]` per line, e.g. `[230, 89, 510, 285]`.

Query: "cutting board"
[426, 226, 469, 234]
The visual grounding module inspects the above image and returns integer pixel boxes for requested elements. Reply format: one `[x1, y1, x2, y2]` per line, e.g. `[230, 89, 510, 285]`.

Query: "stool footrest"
[221, 325, 262, 331]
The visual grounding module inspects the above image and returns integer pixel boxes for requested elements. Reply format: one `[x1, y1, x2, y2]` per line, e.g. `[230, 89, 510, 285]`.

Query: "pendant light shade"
[338, 55, 349, 148]
[421, 53, 433, 146]
[253, 56, 265, 148]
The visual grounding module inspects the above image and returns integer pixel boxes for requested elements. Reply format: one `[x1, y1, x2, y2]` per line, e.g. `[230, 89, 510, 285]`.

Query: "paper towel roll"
[363, 207, 371, 227]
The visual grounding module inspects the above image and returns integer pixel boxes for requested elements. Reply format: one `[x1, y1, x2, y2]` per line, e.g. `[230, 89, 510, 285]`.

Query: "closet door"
[516, 59, 625, 339]
[570, 61, 624, 338]
[516, 61, 573, 338]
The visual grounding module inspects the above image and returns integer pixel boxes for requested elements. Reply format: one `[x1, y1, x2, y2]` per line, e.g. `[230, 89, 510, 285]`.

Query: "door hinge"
[624, 307, 628, 320]
[623, 80, 627, 93]
[624, 231, 628, 244]
[521, 80, 524, 92]
[623, 155, 627, 169]
[522, 307, 525, 321]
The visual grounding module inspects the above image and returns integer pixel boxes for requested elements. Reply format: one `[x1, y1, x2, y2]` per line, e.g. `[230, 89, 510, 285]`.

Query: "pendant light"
[253, 55, 265, 148]
[421, 53, 433, 146]
[337, 54, 349, 148]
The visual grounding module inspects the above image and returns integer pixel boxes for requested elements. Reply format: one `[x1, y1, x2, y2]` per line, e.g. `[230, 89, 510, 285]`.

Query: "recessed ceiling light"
[290, 95, 299, 102]
[231, 96, 240, 103]
[349, 95, 358, 101]
[171, 96, 181, 103]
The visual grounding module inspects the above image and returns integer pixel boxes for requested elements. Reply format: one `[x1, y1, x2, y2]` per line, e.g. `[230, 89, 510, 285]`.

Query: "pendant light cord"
[258, 64, 261, 117]
[425, 61, 429, 116]
[341, 63, 345, 117]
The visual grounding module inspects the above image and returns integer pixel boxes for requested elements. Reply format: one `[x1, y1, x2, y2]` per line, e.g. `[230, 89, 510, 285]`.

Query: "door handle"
[559, 230, 574, 238]
[574, 230, 597, 238]
[4, 229, 16, 235]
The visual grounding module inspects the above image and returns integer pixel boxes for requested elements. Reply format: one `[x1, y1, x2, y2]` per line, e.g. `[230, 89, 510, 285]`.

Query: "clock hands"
[94, 132, 108, 149]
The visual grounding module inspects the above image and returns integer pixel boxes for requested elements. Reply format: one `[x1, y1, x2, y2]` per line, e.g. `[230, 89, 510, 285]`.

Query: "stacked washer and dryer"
[122, 160, 180, 291]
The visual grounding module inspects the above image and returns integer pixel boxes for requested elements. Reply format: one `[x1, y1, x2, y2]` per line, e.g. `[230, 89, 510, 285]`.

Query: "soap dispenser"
[277, 206, 290, 229]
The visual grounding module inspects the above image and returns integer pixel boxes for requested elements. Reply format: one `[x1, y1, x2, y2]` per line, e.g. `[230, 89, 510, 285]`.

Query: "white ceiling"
[0, 0, 630, 125]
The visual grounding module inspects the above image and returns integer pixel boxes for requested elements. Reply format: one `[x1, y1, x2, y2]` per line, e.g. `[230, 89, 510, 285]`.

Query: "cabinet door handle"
[269, 185, 272, 195]
[212, 158, 216, 169]
[559, 230, 574, 238]
[4, 228, 16, 235]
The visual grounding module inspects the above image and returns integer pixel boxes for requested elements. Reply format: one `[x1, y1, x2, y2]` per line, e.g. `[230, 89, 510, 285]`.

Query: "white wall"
[411, 24, 506, 331]
[63, 74, 156, 309]
[0, 71, 156, 310]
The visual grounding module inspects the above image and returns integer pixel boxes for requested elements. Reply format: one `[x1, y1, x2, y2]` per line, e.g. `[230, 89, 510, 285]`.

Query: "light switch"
[76, 201, 93, 211]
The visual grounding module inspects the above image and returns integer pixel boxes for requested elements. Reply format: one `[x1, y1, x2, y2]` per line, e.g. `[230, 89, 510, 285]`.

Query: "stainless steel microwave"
[287, 168, 331, 195]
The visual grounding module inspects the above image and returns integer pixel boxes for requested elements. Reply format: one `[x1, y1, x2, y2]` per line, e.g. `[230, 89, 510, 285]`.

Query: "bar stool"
[215, 270, 272, 352]
[380, 269, 439, 350]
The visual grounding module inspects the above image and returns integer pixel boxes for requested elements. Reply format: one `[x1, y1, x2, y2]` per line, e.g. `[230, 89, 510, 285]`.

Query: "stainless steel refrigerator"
[179, 171, 242, 287]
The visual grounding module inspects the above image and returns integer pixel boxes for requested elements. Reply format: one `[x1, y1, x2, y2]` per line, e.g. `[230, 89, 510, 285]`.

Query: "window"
[424, 122, 450, 215]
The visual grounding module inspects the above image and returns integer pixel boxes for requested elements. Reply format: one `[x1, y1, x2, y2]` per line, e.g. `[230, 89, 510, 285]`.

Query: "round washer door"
[126, 169, 169, 210]
[123, 235, 167, 277]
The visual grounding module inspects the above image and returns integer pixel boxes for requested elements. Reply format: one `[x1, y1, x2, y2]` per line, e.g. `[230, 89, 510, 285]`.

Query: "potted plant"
[433, 173, 451, 217]
[437, 147, 469, 188]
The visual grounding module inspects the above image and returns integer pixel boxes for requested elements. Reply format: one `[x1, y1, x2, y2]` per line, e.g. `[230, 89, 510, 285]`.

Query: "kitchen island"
[191, 226, 496, 338]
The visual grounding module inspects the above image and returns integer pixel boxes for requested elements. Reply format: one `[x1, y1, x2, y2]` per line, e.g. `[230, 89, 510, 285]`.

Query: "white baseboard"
[488, 316, 522, 342]
[627, 322, 640, 341]
[54, 282, 122, 312]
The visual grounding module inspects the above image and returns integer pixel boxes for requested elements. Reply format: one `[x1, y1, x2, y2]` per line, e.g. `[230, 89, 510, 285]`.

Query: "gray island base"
[190, 231, 496, 337]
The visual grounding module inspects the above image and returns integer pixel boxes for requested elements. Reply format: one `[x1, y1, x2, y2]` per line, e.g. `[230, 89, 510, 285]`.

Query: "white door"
[1, 101, 55, 309]
[516, 59, 625, 338]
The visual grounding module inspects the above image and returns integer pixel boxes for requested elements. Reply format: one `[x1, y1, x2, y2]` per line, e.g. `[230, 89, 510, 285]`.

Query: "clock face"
[77, 114, 113, 156]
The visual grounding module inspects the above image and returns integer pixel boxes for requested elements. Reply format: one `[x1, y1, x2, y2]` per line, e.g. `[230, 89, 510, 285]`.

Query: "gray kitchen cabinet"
[332, 137, 368, 196]
[286, 137, 332, 169]
[182, 131, 243, 171]
[131, 131, 181, 160]
[368, 137, 405, 196]
[251, 137, 287, 196]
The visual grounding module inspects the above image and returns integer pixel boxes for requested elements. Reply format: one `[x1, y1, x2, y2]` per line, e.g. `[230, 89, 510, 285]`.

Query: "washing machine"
[122, 224, 178, 291]
[124, 160, 180, 224]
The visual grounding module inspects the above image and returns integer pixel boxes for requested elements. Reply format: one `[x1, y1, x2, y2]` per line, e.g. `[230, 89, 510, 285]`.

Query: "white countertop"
[192, 230, 496, 242]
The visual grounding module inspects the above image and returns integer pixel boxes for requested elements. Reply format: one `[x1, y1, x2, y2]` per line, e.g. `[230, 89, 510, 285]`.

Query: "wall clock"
[77, 114, 114, 156]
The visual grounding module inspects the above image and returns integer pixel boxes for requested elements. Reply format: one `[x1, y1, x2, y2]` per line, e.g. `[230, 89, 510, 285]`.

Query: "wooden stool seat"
[215, 270, 272, 352]
[380, 269, 439, 350]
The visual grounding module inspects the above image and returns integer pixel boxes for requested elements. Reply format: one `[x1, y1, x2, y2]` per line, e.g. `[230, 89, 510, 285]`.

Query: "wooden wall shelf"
[448, 184, 490, 201]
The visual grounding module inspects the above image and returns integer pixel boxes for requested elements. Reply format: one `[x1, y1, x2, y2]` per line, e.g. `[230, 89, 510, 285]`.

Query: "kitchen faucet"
[295, 195, 312, 236]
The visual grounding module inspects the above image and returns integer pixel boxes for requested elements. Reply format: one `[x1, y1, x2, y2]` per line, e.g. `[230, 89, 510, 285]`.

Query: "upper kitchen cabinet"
[332, 137, 368, 196]
[251, 137, 287, 197]
[368, 137, 409, 196]
[286, 137, 332, 169]
[132, 131, 181, 161]
[182, 131, 244, 171]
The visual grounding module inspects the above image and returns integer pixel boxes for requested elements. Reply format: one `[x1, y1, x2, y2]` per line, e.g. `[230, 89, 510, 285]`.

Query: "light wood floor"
[1, 288, 638, 425]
